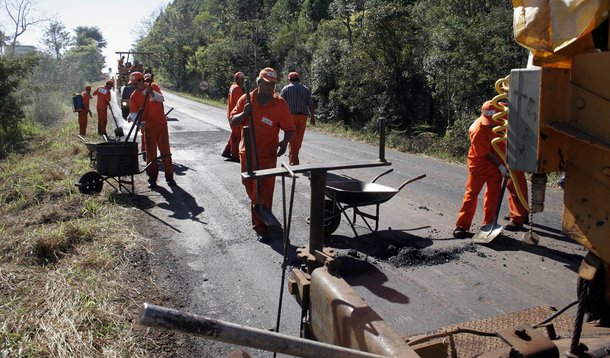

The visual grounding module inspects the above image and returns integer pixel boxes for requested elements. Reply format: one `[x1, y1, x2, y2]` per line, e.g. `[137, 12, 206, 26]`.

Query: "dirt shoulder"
[0, 118, 191, 356]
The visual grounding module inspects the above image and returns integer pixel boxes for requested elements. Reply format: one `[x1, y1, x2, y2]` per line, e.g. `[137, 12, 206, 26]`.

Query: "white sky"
[0, 0, 170, 71]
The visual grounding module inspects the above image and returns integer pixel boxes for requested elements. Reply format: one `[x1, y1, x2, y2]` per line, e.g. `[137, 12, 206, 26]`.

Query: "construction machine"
[115, 51, 154, 119]
[140, 3, 610, 357]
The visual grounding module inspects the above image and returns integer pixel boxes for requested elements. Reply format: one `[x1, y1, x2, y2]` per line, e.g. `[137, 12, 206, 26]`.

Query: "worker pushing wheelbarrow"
[322, 168, 426, 236]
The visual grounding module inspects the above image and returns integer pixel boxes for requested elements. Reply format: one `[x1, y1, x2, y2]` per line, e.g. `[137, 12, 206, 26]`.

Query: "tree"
[42, 20, 70, 58]
[74, 26, 106, 48]
[3, 0, 48, 50]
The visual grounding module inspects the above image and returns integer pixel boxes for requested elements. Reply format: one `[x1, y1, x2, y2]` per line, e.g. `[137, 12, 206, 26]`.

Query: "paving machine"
[140, 3, 610, 357]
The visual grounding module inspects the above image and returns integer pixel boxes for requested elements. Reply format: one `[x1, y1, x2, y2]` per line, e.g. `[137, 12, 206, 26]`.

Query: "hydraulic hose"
[489, 75, 530, 212]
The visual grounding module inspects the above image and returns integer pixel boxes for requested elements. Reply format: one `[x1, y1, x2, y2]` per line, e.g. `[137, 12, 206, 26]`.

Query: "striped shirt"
[279, 82, 313, 115]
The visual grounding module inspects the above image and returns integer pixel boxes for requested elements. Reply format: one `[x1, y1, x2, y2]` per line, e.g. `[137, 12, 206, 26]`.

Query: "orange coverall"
[456, 116, 503, 230]
[231, 89, 296, 233]
[130, 83, 174, 182]
[77, 90, 91, 135]
[288, 114, 308, 165]
[223, 83, 244, 160]
[93, 85, 111, 135]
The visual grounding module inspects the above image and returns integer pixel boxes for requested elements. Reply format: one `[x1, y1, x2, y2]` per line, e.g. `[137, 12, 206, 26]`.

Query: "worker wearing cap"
[454, 101, 508, 239]
[129, 71, 176, 189]
[279, 72, 315, 166]
[76, 85, 93, 135]
[230, 67, 295, 238]
[93, 81, 113, 135]
[222, 71, 245, 161]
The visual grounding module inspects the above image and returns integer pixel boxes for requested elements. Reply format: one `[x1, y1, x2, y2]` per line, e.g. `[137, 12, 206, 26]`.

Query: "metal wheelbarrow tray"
[323, 169, 426, 236]
[75, 141, 151, 195]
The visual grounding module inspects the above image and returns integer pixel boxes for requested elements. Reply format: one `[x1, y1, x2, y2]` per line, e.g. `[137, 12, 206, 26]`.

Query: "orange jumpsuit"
[288, 114, 308, 165]
[456, 116, 503, 230]
[93, 85, 111, 135]
[495, 141, 529, 225]
[130, 83, 174, 182]
[77, 91, 91, 135]
[223, 83, 244, 160]
[231, 89, 296, 233]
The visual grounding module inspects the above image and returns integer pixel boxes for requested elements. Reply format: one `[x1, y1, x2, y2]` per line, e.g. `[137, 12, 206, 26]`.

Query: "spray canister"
[530, 173, 548, 213]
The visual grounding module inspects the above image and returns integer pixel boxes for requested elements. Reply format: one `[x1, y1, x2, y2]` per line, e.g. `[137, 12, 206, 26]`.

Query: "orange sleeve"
[130, 91, 143, 113]
[470, 126, 492, 158]
[277, 98, 296, 132]
[93, 87, 99, 96]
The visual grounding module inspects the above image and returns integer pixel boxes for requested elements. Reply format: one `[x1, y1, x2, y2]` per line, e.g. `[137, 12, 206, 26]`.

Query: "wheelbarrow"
[75, 141, 151, 194]
[323, 168, 426, 236]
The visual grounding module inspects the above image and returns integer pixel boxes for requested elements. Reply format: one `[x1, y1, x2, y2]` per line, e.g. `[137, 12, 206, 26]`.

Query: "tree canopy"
[136, 0, 527, 150]
[74, 26, 106, 48]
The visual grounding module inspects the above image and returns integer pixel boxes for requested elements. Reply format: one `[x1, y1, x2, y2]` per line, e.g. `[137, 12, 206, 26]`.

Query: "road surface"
[112, 91, 583, 356]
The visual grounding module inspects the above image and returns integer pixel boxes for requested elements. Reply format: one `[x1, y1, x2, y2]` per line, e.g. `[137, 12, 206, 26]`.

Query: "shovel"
[108, 104, 125, 138]
[472, 175, 509, 244]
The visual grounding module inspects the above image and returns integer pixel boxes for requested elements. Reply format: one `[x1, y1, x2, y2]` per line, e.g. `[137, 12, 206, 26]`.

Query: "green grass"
[0, 116, 153, 356]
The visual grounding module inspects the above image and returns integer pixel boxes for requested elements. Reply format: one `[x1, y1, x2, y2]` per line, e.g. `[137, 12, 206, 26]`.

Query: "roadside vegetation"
[136, 0, 526, 160]
[0, 26, 165, 357]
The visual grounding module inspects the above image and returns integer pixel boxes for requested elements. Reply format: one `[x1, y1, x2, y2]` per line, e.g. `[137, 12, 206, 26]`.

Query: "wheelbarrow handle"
[371, 168, 394, 183]
[397, 174, 426, 191]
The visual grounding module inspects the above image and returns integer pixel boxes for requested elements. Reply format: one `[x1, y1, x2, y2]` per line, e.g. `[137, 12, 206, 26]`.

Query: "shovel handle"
[492, 175, 509, 227]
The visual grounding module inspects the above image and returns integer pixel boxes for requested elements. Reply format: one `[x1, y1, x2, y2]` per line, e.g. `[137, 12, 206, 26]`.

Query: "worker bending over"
[454, 101, 508, 239]
[93, 80, 113, 135]
[222, 71, 245, 161]
[279, 71, 315, 166]
[76, 85, 92, 135]
[230, 67, 295, 239]
[128, 71, 176, 189]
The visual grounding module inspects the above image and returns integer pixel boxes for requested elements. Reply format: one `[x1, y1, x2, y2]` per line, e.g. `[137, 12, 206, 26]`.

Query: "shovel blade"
[255, 205, 281, 228]
[472, 223, 503, 244]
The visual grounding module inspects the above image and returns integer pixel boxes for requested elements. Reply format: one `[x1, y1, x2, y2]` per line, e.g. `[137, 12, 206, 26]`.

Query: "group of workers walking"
[77, 63, 528, 242]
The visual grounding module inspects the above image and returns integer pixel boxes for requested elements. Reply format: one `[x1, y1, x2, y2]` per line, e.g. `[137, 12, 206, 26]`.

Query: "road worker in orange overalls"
[93, 81, 113, 135]
[230, 68, 295, 239]
[453, 101, 508, 239]
[222, 71, 245, 161]
[76, 85, 92, 135]
[129, 71, 176, 189]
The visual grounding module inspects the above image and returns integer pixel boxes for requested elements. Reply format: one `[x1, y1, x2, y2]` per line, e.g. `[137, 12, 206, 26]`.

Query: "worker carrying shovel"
[128, 71, 176, 189]
[453, 101, 508, 239]
[222, 71, 245, 161]
[230, 67, 295, 240]
[93, 80, 113, 135]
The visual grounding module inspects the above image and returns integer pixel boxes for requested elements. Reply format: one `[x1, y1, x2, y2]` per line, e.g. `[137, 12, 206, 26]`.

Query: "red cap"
[481, 100, 502, 125]
[259, 67, 278, 83]
[128, 72, 143, 84]
[234, 71, 244, 80]
[288, 72, 299, 80]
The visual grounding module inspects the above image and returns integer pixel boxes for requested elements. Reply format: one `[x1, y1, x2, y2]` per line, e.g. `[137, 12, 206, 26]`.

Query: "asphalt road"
[112, 91, 584, 356]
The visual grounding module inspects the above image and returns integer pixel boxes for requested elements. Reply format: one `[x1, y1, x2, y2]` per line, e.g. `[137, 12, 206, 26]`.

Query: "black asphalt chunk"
[388, 244, 479, 267]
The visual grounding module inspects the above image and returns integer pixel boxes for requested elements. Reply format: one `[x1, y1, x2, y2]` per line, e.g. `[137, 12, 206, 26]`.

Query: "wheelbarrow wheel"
[77, 171, 104, 194]
[323, 199, 341, 236]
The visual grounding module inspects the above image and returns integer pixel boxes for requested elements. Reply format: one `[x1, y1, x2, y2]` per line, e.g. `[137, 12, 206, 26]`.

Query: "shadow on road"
[484, 235, 583, 272]
[154, 185, 206, 224]
[109, 192, 183, 233]
[340, 255, 410, 304]
[264, 227, 301, 267]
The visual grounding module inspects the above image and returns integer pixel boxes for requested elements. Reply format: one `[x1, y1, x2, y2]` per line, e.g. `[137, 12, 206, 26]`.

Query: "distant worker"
[76, 85, 93, 135]
[279, 71, 315, 166]
[230, 67, 295, 239]
[222, 71, 245, 161]
[453, 101, 507, 239]
[92, 81, 113, 135]
[129, 71, 176, 189]
[118, 56, 125, 68]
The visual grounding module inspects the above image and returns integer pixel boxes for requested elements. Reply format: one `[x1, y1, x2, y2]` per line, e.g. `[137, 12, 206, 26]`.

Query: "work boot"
[453, 227, 468, 239]
[148, 179, 157, 189]
[503, 216, 529, 225]
[504, 221, 524, 231]
[166, 177, 177, 187]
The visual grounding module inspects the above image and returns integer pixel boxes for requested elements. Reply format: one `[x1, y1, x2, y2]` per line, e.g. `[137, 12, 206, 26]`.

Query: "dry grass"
[0, 117, 157, 357]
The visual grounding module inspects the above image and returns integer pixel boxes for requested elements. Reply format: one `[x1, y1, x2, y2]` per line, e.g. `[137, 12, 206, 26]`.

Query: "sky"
[0, 0, 170, 72]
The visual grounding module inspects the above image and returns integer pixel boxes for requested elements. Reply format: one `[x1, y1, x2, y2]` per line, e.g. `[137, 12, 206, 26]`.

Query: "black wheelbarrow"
[323, 168, 426, 236]
[76, 141, 151, 194]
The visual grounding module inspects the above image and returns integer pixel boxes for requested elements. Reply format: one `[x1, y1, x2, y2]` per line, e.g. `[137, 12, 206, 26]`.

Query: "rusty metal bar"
[309, 170, 327, 257]
[243, 127, 253, 176]
[379, 117, 386, 162]
[139, 303, 385, 358]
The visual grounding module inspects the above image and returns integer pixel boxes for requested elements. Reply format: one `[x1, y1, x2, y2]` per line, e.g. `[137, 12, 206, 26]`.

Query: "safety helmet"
[480, 100, 501, 125]
[128, 72, 144, 84]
